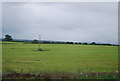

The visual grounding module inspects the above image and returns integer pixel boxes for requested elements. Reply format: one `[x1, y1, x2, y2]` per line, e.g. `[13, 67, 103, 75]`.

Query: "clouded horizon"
[2, 2, 118, 44]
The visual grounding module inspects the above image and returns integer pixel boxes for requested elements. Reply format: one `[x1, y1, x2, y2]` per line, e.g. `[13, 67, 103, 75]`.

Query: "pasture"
[2, 41, 118, 79]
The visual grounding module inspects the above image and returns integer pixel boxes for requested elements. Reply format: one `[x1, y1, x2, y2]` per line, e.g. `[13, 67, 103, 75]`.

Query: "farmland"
[2, 41, 118, 79]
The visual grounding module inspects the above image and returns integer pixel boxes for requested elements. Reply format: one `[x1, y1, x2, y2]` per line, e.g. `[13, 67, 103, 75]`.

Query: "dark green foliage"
[38, 48, 43, 51]
[4, 34, 12, 41]
[66, 42, 73, 44]
[91, 42, 96, 45]
[31, 39, 39, 44]
[82, 43, 88, 45]
[75, 42, 78, 44]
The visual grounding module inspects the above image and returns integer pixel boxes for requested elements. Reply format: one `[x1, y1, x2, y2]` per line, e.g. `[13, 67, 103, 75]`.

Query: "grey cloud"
[2, 2, 118, 44]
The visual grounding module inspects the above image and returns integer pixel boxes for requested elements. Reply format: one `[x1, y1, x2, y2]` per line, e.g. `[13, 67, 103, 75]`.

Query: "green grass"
[2, 42, 118, 74]
[0, 42, 2, 73]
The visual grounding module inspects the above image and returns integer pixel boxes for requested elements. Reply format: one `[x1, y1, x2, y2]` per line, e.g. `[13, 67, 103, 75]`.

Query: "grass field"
[2, 41, 119, 79]
[2, 41, 118, 75]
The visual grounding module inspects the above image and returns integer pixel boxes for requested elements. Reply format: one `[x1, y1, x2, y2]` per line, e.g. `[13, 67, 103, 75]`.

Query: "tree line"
[31, 39, 114, 46]
[2, 34, 118, 46]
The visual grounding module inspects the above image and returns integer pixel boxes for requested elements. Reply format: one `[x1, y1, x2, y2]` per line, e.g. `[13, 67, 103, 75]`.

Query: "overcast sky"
[2, 2, 118, 44]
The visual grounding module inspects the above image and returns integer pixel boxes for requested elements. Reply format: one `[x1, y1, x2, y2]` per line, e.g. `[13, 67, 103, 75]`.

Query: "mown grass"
[2, 41, 118, 75]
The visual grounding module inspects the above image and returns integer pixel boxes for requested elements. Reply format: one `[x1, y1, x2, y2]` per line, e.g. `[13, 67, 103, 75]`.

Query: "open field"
[2, 41, 118, 79]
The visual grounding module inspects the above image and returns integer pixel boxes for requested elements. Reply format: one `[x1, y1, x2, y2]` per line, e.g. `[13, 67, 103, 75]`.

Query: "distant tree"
[66, 42, 69, 44]
[42, 41, 50, 44]
[70, 42, 73, 44]
[91, 42, 96, 45]
[51, 41, 55, 44]
[31, 39, 39, 44]
[4, 34, 12, 41]
[83, 43, 88, 45]
[66, 42, 73, 44]
[75, 42, 78, 44]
